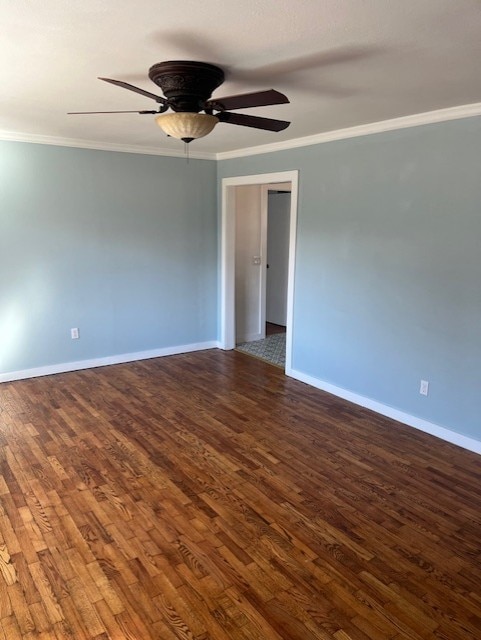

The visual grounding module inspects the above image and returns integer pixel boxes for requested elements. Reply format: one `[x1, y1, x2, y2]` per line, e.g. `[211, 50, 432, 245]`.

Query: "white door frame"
[220, 170, 299, 373]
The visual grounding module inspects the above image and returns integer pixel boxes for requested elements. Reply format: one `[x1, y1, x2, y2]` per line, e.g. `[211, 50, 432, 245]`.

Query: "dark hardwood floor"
[265, 323, 286, 336]
[0, 349, 480, 639]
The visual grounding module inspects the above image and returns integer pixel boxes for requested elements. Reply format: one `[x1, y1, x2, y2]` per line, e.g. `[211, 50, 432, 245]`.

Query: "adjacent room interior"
[1, 2, 480, 638]
[235, 183, 291, 368]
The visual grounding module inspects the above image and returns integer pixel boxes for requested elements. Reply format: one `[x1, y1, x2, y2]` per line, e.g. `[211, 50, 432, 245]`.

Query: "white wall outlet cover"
[71, 328, 79, 339]
[420, 379, 429, 396]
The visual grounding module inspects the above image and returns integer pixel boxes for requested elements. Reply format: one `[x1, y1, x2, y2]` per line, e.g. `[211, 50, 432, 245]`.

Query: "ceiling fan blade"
[207, 89, 289, 111]
[68, 110, 158, 114]
[217, 111, 290, 132]
[98, 77, 167, 104]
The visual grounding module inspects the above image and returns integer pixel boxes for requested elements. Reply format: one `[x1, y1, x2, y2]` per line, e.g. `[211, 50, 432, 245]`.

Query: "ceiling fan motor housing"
[148, 61, 225, 113]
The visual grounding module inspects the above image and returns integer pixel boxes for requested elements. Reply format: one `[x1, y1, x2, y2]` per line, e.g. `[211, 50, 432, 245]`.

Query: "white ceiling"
[1, 0, 481, 156]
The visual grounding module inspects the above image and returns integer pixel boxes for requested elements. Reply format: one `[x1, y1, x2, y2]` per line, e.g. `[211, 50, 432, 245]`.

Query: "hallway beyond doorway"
[266, 321, 286, 336]
[236, 322, 286, 368]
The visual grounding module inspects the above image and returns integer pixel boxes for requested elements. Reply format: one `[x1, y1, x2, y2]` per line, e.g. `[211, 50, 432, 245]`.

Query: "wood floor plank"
[0, 349, 480, 638]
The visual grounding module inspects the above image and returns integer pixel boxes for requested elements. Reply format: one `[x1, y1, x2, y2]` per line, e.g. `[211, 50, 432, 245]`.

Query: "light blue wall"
[1, 142, 217, 374]
[218, 116, 481, 441]
[2, 117, 480, 442]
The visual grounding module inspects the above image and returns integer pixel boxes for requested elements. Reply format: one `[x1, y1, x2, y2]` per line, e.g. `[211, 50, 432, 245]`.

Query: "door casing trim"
[220, 170, 299, 373]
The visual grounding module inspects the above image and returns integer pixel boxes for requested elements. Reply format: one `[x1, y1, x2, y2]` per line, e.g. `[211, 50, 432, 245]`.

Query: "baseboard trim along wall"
[287, 367, 481, 456]
[0, 341, 220, 384]
[236, 332, 263, 344]
[3, 347, 479, 456]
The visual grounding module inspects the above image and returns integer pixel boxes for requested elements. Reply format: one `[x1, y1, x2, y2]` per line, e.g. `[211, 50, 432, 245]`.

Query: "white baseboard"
[0, 341, 219, 383]
[236, 332, 263, 344]
[4, 348, 478, 456]
[286, 367, 481, 456]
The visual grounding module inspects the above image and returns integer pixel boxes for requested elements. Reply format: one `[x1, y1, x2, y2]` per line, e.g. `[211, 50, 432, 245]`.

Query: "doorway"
[266, 187, 291, 330]
[220, 171, 299, 374]
[235, 187, 290, 368]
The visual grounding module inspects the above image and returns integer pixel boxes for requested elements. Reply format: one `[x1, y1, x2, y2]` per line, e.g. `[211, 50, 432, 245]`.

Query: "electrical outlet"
[71, 327, 79, 340]
[419, 379, 429, 396]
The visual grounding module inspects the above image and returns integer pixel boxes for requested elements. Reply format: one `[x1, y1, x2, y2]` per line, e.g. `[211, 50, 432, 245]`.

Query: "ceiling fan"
[69, 60, 290, 143]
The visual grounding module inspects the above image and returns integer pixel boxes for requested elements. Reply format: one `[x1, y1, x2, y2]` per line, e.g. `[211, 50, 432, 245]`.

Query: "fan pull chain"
[184, 141, 190, 164]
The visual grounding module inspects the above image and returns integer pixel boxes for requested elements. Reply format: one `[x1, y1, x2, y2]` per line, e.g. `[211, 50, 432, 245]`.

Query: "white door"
[266, 192, 291, 326]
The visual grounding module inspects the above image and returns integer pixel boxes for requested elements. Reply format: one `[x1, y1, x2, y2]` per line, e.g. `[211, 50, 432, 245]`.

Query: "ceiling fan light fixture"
[155, 112, 219, 142]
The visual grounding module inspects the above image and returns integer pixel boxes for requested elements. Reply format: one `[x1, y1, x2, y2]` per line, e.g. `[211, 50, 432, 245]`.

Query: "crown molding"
[216, 101, 481, 161]
[2, 102, 481, 162]
[0, 129, 217, 160]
